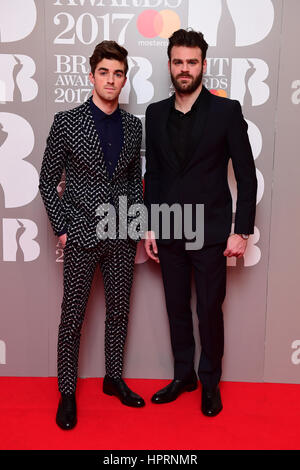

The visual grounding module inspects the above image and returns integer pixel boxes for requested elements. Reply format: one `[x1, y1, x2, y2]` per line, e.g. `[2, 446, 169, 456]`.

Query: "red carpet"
[0, 377, 299, 450]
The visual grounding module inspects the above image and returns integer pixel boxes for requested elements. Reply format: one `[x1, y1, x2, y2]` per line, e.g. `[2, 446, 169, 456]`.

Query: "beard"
[171, 69, 203, 95]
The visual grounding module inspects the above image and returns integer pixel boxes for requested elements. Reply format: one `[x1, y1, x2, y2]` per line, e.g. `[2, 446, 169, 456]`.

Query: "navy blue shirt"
[89, 97, 123, 179]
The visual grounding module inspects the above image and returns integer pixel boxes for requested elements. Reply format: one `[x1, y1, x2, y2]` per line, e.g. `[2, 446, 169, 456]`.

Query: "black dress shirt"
[167, 88, 205, 168]
[90, 97, 123, 179]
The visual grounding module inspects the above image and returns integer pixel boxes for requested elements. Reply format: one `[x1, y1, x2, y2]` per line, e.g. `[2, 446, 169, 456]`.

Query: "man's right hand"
[59, 233, 67, 249]
[144, 231, 160, 263]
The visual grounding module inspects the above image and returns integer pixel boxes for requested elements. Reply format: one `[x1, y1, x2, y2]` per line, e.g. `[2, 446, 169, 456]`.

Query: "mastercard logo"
[210, 89, 227, 98]
[137, 9, 181, 39]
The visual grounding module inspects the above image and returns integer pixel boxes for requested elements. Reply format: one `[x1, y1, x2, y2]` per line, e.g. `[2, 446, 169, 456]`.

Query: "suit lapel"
[158, 96, 180, 173]
[80, 98, 110, 181]
[111, 109, 133, 181]
[181, 86, 213, 172]
[80, 100, 134, 182]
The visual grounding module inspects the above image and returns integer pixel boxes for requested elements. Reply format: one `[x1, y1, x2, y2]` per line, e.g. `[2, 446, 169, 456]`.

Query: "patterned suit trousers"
[57, 238, 137, 395]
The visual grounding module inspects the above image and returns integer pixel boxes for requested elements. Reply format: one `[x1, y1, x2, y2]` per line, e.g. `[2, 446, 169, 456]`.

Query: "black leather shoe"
[103, 376, 145, 408]
[56, 393, 77, 430]
[201, 387, 223, 417]
[151, 372, 198, 404]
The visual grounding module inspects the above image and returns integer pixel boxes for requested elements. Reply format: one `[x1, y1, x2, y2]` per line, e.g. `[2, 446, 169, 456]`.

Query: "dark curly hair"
[89, 40, 128, 76]
[167, 29, 208, 63]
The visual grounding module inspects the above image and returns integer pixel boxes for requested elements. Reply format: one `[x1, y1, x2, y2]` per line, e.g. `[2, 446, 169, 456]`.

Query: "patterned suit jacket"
[39, 97, 143, 248]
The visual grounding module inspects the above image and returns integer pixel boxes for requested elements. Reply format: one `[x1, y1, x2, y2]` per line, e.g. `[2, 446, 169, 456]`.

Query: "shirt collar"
[89, 97, 121, 122]
[171, 86, 205, 114]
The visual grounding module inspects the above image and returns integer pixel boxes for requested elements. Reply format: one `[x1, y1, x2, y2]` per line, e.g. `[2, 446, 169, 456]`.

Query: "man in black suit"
[39, 41, 145, 430]
[144, 29, 257, 417]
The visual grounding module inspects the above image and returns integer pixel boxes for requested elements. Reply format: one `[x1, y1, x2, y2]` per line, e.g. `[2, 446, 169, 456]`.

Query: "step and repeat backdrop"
[0, 0, 299, 383]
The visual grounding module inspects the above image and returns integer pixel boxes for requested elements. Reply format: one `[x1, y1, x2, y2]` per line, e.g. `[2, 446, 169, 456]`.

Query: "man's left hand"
[223, 234, 248, 258]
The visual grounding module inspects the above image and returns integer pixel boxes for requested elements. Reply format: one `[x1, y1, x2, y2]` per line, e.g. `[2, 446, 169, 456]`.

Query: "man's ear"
[89, 72, 95, 86]
[202, 59, 207, 74]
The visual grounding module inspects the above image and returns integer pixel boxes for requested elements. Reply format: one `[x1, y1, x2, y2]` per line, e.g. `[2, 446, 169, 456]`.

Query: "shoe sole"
[151, 382, 198, 404]
[201, 405, 223, 417]
[56, 417, 77, 430]
[103, 387, 145, 407]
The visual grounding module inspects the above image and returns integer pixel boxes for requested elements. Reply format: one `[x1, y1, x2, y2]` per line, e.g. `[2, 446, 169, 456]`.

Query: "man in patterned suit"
[39, 41, 145, 430]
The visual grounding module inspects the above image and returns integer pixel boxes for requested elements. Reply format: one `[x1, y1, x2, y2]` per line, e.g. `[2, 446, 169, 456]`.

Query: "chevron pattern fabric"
[58, 238, 136, 394]
[39, 97, 144, 247]
[39, 98, 143, 394]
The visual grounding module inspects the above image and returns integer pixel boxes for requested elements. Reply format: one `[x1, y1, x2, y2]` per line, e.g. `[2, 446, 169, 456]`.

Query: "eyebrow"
[172, 58, 200, 62]
[97, 67, 124, 74]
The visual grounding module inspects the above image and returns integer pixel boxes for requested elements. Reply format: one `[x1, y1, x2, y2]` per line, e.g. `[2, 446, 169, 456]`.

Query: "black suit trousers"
[157, 240, 227, 391]
[57, 238, 137, 395]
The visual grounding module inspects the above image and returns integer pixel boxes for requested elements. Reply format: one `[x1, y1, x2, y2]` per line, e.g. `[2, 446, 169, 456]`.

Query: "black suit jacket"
[39, 97, 143, 248]
[144, 86, 258, 246]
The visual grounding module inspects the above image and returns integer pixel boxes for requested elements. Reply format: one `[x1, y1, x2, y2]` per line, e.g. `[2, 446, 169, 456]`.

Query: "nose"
[107, 73, 115, 84]
[181, 61, 190, 72]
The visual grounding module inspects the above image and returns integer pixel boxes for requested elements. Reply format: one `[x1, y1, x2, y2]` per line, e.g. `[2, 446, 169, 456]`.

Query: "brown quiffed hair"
[89, 40, 128, 75]
[167, 29, 208, 63]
